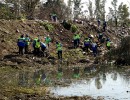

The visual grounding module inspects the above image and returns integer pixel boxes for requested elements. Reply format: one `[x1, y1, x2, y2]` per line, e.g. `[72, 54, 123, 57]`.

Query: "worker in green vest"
[33, 37, 38, 55]
[35, 39, 41, 56]
[24, 34, 30, 54]
[84, 38, 90, 52]
[45, 35, 51, 48]
[56, 41, 62, 60]
[73, 34, 77, 48]
[106, 41, 111, 50]
[76, 32, 81, 47]
[17, 34, 25, 55]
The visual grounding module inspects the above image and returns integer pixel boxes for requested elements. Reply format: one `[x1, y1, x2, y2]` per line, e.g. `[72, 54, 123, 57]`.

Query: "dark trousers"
[41, 47, 46, 57]
[35, 48, 40, 56]
[25, 45, 28, 54]
[92, 48, 97, 57]
[19, 46, 24, 55]
[58, 50, 62, 59]
[77, 39, 80, 47]
[107, 46, 110, 50]
[74, 40, 77, 48]
[103, 26, 106, 31]
[84, 46, 89, 52]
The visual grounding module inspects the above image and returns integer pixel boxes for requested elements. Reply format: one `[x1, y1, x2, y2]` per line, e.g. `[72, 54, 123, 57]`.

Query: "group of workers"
[17, 34, 63, 59]
[17, 30, 111, 59]
[73, 31, 111, 57]
[17, 34, 51, 56]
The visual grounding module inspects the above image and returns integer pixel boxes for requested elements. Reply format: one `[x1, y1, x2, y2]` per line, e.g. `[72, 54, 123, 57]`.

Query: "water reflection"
[50, 67, 130, 100]
[95, 77, 102, 89]
[18, 71, 29, 87]
[57, 67, 63, 79]
[111, 72, 117, 81]
[73, 67, 80, 78]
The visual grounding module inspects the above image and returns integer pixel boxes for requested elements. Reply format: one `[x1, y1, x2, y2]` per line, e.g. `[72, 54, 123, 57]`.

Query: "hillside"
[0, 19, 121, 68]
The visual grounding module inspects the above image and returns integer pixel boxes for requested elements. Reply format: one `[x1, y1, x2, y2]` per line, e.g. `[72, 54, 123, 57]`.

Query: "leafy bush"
[0, 5, 15, 19]
[40, 22, 54, 32]
[71, 24, 78, 33]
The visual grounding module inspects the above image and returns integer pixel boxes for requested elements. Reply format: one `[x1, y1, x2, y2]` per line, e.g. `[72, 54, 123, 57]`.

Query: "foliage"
[109, 0, 118, 27]
[0, 3, 15, 19]
[73, 0, 81, 19]
[40, 22, 54, 32]
[88, 0, 93, 19]
[108, 36, 130, 65]
[22, 0, 40, 20]
[67, 0, 73, 19]
[71, 24, 78, 33]
[94, 0, 106, 20]
[118, 2, 129, 24]
[0, 0, 40, 20]
[38, 0, 70, 20]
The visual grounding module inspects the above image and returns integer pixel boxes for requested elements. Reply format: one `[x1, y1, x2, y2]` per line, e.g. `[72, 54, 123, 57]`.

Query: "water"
[0, 66, 130, 99]
[50, 68, 130, 100]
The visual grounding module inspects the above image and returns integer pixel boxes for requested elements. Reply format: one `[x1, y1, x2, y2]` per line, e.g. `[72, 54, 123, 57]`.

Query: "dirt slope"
[0, 19, 120, 69]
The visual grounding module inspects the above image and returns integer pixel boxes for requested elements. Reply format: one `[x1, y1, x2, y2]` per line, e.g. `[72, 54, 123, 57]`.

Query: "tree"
[94, 0, 106, 20]
[73, 0, 81, 19]
[88, 0, 93, 19]
[0, 0, 16, 19]
[22, 0, 40, 19]
[67, 0, 73, 19]
[118, 2, 129, 25]
[38, 0, 70, 20]
[110, 0, 118, 27]
[1, 0, 40, 19]
[100, 0, 106, 20]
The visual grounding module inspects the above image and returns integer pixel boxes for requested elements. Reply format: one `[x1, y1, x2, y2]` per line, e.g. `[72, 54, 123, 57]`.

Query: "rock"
[79, 59, 90, 63]
[16, 29, 20, 33]
[97, 96, 105, 100]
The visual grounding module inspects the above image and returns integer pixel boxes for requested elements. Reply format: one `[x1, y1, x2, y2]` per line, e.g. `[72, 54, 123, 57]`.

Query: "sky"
[64, 0, 130, 13]
[40, 0, 130, 18]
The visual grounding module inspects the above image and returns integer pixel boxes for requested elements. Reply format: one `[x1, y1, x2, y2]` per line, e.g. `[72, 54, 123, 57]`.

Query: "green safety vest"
[56, 43, 62, 51]
[85, 39, 90, 42]
[45, 37, 51, 44]
[35, 41, 41, 48]
[25, 37, 30, 45]
[73, 35, 77, 40]
[18, 37, 25, 42]
[76, 34, 80, 39]
[107, 41, 111, 47]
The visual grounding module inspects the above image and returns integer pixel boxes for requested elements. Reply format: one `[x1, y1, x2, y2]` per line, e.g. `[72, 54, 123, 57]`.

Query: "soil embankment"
[0, 19, 121, 100]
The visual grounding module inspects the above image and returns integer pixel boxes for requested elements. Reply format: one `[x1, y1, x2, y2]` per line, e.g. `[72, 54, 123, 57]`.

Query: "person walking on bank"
[97, 19, 100, 27]
[56, 42, 62, 60]
[84, 38, 90, 52]
[45, 35, 51, 48]
[24, 34, 30, 54]
[73, 34, 77, 48]
[103, 20, 107, 32]
[106, 40, 111, 50]
[33, 37, 38, 54]
[35, 39, 41, 56]
[91, 42, 98, 57]
[76, 31, 81, 47]
[41, 42, 47, 57]
[17, 34, 25, 55]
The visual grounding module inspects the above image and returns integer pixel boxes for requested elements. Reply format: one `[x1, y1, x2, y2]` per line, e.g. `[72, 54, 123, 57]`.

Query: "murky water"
[0, 66, 130, 99]
[51, 72, 130, 99]
[50, 67, 130, 100]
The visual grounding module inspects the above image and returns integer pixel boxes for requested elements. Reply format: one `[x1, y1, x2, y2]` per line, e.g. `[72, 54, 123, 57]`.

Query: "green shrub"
[71, 24, 78, 33]
[40, 22, 54, 32]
